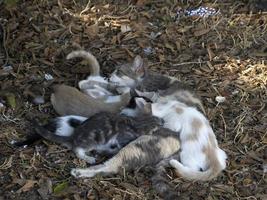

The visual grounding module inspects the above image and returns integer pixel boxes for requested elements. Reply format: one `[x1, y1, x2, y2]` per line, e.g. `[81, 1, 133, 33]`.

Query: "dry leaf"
[193, 28, 210, 37]
[85, 23, 99, 37]
[136, 0, 148, 6]
[121, 24, 131, 33]
[16, 180, 38, 193]
[207, 46, 215, 61]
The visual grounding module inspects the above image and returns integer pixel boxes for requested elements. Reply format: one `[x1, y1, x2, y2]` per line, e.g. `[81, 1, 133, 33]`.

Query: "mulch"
[0, 0, 266, 199]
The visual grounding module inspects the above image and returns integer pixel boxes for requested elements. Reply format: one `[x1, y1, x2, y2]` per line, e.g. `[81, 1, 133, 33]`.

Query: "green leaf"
[53, 181, 68, 194]
[6, 93, 16, 109]
[4, 0, 18, 7]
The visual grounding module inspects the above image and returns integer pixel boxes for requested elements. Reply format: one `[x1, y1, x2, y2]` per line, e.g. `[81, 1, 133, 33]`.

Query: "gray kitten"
[71, 128, 181, 199]
[109, 55, 205, 113]
[33, 112, 163, 164]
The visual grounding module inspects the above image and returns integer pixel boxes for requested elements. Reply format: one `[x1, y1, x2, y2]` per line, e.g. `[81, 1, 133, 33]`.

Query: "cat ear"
[135, 97, 147, 109]
[138, 91, 155, 101]
[132, 55, 145, 78]
[135, 97, 152, 114]
[144, 103, 152, 114]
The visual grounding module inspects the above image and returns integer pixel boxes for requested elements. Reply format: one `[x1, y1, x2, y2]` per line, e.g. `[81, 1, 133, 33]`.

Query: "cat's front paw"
[71, 168, 97, 178]
[71, 168, 82, 178]
[169, 159, 181, 168]
[84, 156, 96, 164]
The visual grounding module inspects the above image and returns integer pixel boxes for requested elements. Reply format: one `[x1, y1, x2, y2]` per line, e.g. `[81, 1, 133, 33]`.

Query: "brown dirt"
[0, 0, 266, 199]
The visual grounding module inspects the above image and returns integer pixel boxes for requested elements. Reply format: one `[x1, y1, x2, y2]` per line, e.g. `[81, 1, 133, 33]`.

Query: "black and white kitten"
[12, 115, 87, 147]
[32, 112, 163, 164]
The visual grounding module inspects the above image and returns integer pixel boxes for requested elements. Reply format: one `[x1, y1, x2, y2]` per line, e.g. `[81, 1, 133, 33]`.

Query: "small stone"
[3, 65, 13, 72]
[263, 164, 267, 173]
[33, 96, 45, 105]
[215, 96, 226, 103]
[232, 90, 239, 95]
[44, 73, 53, 81]
[143, 47, 153, 55]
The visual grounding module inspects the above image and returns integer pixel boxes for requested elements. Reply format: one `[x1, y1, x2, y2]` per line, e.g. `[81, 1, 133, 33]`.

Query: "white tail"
[67, 50, 100, 76]
[170, 159, 223, 181]
[170, 148, 226, 181]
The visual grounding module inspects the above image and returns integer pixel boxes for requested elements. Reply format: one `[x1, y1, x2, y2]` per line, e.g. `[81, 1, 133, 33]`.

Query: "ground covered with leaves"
[0, 0, 266, 199]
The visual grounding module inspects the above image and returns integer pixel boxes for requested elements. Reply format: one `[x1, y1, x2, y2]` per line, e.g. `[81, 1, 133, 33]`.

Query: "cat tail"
[32, 120, 73, 149]
[66, 50, 100, 76]
[169, 152, 225, 181]
[12, 134, 42, 147]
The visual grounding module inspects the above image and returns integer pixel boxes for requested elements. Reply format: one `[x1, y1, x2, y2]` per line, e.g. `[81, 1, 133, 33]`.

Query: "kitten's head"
[109, 55, 146, 88]
[121, 97, 152, 117]
[135, 97, 152, 114]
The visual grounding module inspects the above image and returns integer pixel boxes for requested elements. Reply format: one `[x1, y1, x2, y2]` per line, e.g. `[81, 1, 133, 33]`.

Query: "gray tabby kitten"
[33, 112, 163, 164]
[109, 55, 205, 113]
[71, 128, 181, 199]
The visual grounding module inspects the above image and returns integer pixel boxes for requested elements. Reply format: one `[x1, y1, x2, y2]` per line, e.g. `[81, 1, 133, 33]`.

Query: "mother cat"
[109, 56, 227, 181]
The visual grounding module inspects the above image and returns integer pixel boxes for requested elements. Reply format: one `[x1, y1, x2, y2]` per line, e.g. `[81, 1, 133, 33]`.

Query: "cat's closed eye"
[110, 144, 118, 149]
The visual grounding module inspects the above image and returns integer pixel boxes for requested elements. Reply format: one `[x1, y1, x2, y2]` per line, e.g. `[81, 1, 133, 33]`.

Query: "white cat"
[124, 98, 227, 181]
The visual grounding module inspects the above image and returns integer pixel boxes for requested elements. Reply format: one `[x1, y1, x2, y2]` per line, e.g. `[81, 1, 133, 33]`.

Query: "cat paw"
[71, 168, 97, 178]
[84, 157, 96, 164]
[71, 168, 82, 178]
[169, 159, 181, 168]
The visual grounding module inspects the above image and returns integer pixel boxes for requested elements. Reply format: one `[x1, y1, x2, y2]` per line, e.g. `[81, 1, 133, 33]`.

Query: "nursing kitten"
[51, 84, 131, 117]
[125, 98, 227, 181]
[109, 55, 205, 113]
[33, 112, 163, 164]
[15, 93, 149, 148]
[71, 128, 181, 199]
[13, 115, 87, 147]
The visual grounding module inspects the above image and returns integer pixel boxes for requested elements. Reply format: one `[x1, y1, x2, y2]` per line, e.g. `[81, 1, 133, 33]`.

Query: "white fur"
[120, 108, 138, 117]
[104, 96, 121, 103]
[132, 98, 227, 180]
[109, 73, 136, 88]
[55, 116, 87, 136]
[79, 77, 114, 99]
[75, 147, 96, 164]
[151, 100, 226, 171]
[79, 76, 108, 90]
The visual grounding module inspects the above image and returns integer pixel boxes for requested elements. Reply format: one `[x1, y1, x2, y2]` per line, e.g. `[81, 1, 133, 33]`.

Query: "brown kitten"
[51, 84, 131, 117]
[109, 55, 205, 113]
